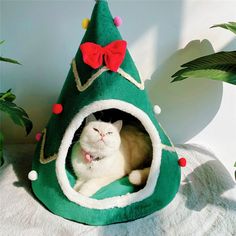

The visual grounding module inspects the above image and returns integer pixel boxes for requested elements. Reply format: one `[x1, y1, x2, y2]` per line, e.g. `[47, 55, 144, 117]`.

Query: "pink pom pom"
[85, 153, 92, 163]
[114, 16, 122, 27]
[35, 132, 42, 142]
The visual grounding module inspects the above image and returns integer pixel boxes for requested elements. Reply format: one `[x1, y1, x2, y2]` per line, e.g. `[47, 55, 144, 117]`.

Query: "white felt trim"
[117, 68, 144, 90]
[39, 129, 57, 164]
[72, 59, 145, 91]
[72, 60, 109, 92]
[161, 144, 176, 152]
[56, 99, 163, 210]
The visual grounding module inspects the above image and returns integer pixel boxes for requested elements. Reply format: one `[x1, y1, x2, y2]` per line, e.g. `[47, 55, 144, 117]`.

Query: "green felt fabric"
[32, 0, 181, 225]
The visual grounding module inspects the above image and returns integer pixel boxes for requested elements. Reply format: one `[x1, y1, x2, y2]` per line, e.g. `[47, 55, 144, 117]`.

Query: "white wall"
[1, 0, 236, 179]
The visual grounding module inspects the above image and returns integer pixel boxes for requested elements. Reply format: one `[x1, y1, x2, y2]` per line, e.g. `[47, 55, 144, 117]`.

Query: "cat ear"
[113, 120, 123, 132]
[85, 114, 97, 124]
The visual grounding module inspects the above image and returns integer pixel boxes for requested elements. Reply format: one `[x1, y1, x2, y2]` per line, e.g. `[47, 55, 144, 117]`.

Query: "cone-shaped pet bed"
[31, 0, 182, 225]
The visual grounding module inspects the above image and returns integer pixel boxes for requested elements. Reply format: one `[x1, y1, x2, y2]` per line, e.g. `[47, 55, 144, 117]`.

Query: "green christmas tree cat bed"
[29, 0, 186, 226]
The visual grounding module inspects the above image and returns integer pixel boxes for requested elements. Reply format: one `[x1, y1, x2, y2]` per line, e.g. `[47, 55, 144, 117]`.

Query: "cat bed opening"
[56, 100, 160, 209]
[67, 107, 152, 198]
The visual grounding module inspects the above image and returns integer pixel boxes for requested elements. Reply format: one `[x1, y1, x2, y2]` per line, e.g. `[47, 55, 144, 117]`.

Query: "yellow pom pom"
[82, 18, 90, 29]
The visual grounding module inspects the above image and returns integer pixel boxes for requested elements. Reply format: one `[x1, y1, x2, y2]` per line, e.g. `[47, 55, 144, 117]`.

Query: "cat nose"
[100, 133, 105, 138]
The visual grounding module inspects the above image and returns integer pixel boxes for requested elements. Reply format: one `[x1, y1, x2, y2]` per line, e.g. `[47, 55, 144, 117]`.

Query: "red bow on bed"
[80, 40, 127, 72]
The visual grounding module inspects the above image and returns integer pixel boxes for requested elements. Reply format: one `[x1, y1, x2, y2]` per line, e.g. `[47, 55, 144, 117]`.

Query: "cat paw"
[129, 170, 143, 185]
[78, 185, 96, 197]
[73, 180, 84, 192]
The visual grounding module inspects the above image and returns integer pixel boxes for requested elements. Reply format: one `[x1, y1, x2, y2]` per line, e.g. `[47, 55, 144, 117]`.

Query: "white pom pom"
[154, 105, 161, 115]
[28, 170, 38, 181]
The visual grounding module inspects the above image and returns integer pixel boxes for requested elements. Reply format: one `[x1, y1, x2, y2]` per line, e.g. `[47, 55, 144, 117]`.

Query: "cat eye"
[93, 128, 99, 133]
[107, 132, 113, 135]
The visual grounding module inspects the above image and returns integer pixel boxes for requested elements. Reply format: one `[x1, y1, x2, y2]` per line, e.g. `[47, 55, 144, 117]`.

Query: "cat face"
[79, 119, 122, 156]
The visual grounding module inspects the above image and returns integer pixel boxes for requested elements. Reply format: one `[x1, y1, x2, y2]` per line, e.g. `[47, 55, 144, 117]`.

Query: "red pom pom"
[35, 132, 42, 142]
[178, 157, 187, 167]
[52, 104, 63, 114]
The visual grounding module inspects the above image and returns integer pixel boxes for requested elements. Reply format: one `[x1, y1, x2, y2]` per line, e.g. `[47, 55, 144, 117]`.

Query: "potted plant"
[0, 40, 33, 166]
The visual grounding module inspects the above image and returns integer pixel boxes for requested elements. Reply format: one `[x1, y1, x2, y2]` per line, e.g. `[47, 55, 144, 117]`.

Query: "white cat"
[71, 115, 152, 197]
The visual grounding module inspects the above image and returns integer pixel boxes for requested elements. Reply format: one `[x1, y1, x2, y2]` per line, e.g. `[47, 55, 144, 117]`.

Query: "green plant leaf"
[0, 100, 33, 135]
[211, 22, 236, 35]
[0, 89, 16, 102]
[0, 131, 3, 167]
[171, 51, 236, 85]
[0, 56, 21, 65]
[0, 40, 21, 64]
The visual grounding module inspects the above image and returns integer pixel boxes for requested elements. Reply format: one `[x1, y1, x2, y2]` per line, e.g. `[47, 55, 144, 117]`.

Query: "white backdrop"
[1, 0, 236, 179]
